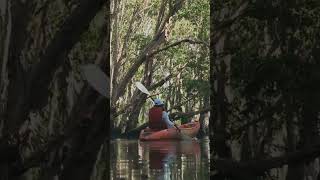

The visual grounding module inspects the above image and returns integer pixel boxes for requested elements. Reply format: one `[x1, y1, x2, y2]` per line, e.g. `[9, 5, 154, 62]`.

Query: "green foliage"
[184, 79, 210, 97]
[132, 34, 153, 51]
[112, 0, 210, 127]
[211, 0, 320, 165]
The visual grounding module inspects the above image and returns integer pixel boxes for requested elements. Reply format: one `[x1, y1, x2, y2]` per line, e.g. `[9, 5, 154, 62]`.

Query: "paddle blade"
[135, 82, 150, 95]
[81, 64, 109, 98]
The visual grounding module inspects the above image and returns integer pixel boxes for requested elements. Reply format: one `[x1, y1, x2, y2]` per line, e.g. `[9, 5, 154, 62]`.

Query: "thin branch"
[112, 32, 165, 102]
[155, 2, 170, 36]
[154, 0, 168, 32]
[169, 107, 210, 120]
[117, 6, 140, 63]
[149, 63, 187, 90]
[167, 97, 194, 112]
[212, 1, 249, 33]
[148, 38, 209, 57]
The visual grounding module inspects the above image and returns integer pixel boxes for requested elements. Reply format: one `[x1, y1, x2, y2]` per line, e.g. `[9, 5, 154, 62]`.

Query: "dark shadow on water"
[110, 137, 210, 180]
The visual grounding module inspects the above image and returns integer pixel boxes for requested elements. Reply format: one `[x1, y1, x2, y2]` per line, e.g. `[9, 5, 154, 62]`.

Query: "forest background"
[1, 0, 320, 180]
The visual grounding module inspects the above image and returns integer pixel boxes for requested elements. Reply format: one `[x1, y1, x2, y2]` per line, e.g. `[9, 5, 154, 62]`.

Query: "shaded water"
[110, 137, 210, 180]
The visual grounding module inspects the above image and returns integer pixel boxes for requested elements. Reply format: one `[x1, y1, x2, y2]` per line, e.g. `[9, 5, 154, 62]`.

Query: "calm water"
[110, 137, 210, 180]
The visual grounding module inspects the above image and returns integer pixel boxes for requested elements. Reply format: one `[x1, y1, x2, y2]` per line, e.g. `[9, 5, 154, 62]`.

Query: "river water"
[110, 137, 210, 180]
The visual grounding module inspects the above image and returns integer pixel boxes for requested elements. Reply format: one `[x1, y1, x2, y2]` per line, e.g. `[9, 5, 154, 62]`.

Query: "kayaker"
[148, 99, 179, 131]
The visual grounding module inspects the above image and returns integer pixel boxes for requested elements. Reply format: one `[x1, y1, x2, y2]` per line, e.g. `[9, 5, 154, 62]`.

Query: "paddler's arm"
[162, 111, 180, 132]
[162, 111, 174, 127]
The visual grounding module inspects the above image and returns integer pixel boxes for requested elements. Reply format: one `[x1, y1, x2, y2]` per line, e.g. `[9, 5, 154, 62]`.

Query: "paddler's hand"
[174, 124, 181, 132]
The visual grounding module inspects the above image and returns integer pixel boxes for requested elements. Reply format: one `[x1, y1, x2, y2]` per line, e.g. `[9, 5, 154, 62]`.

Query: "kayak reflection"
[110, 139, 210, 180]
[139, 140, 201, 171]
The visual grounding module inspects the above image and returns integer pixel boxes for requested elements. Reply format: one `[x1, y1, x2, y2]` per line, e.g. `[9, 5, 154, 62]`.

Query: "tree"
[0, 0, 108, 179]
[210, 0, 320, 179]
[111, 0, 210, 135]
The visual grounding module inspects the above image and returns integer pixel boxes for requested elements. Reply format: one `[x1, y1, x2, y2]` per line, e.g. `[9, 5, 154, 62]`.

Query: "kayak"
[139, 121, 200, 141]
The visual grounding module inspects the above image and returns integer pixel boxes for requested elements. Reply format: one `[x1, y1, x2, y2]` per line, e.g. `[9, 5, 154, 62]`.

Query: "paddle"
[81, 64, 109, 98]
[135, 82, 157, 102]
[135, 82, 192, 140]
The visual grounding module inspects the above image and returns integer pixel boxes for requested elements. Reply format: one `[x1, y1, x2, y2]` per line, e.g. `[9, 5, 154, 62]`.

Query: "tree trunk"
[197, 96, 209, 138]
[212, 33, 231, 158]
[124, 57, 153, 133]
[60, 96, 108, 180]
[286, 97, 304, 180]
[0, 1, 107, 179]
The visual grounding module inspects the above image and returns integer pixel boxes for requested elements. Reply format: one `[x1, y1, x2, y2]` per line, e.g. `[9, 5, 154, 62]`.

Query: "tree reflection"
[110, 139, 209, 180]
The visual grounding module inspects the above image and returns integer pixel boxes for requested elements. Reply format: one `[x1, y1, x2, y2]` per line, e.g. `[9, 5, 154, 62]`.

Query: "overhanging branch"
[7, 0, 106, 134]
[169, 107, 210, 120]
[213, 142, 320, 178]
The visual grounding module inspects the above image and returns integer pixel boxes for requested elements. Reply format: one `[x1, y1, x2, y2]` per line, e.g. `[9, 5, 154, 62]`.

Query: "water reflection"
[110, 137, 210, 180]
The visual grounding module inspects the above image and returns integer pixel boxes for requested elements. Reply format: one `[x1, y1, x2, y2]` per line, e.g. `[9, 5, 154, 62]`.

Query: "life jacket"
[149, 107, 167, 130]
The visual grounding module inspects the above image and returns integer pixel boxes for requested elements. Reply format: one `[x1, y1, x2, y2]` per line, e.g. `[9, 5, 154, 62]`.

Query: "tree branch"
[167, 97, 194, 112]
[6, 0, 106, 134]
[112, 0, 184, 103]
[214, 1, 249, 31]
[148, 38, 209, 57]
[154, 0, 168, 33]
[149, 63, 187, 90]
[113, 62, 187, 118]
[169, 107, 210, 120]
[117, 6, 140, 63]
[213, 142, 320, 178]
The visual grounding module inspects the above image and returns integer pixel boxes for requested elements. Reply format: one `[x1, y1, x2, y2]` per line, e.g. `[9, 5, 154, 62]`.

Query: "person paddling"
[148, 99, 180, 131]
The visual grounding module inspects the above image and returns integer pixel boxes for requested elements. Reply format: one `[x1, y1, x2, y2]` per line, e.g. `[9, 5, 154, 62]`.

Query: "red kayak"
[139, 121, 200, 141]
